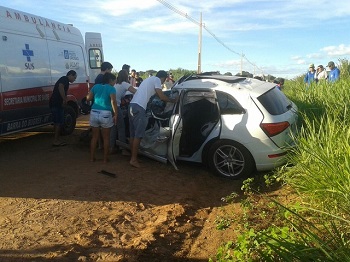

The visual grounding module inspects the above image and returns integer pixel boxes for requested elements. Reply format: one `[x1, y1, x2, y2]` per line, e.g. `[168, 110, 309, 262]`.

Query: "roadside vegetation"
[210, 59, 350, 261]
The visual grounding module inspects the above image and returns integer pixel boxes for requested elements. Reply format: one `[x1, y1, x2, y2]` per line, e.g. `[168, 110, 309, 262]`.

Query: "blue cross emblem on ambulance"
[22, 44, 34, 62]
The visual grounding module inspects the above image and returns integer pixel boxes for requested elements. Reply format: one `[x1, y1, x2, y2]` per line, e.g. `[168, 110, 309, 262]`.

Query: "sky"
[2, 0, 350, 79]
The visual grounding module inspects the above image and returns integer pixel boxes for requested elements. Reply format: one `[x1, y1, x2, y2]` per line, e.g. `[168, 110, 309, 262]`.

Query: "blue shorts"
[128, 103, 148, 138]
[90, 109, 114, 128]
[51, 107, 64, 125]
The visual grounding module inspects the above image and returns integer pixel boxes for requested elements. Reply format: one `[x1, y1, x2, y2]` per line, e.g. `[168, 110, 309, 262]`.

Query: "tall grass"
[285, 113, 350, 214]
[263, 59, 350, 260]
[283, 60, 350, 216]
[211, 60, 350, 261]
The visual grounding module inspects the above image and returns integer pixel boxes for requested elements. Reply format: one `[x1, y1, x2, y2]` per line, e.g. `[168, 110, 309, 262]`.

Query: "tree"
[168, 68, 196, 81]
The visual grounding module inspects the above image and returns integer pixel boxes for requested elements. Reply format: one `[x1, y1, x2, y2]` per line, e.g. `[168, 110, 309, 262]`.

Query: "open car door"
[167, 89, 218, 169]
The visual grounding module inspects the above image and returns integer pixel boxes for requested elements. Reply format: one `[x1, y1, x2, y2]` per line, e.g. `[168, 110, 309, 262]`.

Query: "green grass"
[211, 59, 350, 261]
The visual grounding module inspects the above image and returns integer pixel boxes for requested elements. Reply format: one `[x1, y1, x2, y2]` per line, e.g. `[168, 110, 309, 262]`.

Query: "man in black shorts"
[49, 70, 77, 146]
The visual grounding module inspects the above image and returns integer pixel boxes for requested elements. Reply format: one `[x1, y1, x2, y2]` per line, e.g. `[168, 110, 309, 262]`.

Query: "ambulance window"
[89, 49, 102, 69]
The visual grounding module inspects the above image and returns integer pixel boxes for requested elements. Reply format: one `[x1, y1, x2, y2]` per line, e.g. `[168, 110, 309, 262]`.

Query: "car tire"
[207, 140, 255, 179]
[61, 106, 77, 135]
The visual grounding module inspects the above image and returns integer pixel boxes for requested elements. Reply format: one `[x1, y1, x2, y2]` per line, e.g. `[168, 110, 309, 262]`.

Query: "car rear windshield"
[257, 87, 292, 115]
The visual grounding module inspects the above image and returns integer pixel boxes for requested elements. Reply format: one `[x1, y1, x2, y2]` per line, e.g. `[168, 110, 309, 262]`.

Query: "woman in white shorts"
[86, 73, 117, 163]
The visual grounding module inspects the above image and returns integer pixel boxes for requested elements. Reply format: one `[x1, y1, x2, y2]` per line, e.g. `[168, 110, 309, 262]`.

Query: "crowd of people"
[69, 62, 177, 167]
[48, 61, 177, 166]
[304, 61, 340, 87]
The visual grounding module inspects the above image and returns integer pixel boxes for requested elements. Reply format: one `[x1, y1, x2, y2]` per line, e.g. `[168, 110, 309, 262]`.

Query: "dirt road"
[0, 115, 244, 261]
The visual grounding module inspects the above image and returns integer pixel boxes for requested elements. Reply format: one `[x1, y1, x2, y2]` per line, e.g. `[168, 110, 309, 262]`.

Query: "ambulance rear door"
[85, 32, 103, 84]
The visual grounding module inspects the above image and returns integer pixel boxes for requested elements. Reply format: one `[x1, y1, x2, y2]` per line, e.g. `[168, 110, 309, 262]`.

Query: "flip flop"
[52, 142, 67, 147]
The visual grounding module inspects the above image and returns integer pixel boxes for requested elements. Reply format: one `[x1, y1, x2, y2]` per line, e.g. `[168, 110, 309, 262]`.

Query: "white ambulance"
[0, 5, 104, 135]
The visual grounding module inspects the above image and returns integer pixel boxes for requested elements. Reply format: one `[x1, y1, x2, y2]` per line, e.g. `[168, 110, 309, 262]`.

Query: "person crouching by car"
[86, 73, 118, 163]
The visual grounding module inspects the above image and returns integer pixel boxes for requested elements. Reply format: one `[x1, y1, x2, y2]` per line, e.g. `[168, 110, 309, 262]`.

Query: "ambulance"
[0, 5, 104, 136]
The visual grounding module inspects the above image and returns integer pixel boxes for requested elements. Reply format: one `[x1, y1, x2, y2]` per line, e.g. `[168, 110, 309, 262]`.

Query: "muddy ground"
[0, 115, 282, 261]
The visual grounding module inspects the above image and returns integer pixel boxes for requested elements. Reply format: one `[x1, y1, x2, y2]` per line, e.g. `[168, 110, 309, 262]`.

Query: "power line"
[156, 0, 200, 26]
[156, 0, 264, 75]
[202, 25, 241, 57]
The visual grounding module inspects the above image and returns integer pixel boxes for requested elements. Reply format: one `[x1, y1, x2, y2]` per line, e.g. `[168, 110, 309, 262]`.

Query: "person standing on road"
[128, 70, 177, 168]
[93, 61, 113, 149]
[135, 72, 143, 87]
[95, 62, 113, 84]
[130, 69, 137, 88]
[122, 64, 130, 75]
[110, 70, 137, 155]
[86, 73, 118, 163]
[163, 73, 175, 90]
[49, 70, 77, 146]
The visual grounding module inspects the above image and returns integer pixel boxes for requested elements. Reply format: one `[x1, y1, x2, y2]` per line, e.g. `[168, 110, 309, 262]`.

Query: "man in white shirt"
[128, 70, 177, 168]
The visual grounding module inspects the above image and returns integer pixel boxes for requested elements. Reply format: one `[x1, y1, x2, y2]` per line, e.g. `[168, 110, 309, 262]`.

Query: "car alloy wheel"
[208, 140, 255, 179]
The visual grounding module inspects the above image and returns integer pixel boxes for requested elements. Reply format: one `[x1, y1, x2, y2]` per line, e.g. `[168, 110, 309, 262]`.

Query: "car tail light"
[260, 122, 290, 137]
[268, 151, 288, 158]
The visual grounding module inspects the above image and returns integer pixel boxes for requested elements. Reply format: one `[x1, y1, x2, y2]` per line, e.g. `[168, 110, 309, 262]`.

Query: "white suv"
[118, 74, 298, 179]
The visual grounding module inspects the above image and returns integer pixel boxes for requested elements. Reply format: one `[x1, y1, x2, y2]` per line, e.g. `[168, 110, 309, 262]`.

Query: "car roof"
[173, 74, 277, 97]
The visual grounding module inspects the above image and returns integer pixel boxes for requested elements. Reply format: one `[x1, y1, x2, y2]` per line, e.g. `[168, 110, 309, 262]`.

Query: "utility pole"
[197, 12, 202, 74]
[240, 52, 243, 76]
